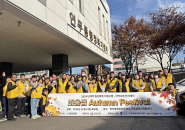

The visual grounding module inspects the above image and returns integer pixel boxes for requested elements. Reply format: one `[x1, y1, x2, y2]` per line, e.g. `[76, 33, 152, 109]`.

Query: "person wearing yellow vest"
[66, 74, 70, 81]
[97, 76, 109, 93]
[30, 77, 43, 119]
[17, 74, 29, 118]
[108, 71, 118, 92]
[143, 74, 151, 92]
[161, 68, 176, 89]
[88, 78, 98, 93]
[117, 72, 122, 92]
[43, 78, 50, 89]
[150, 73, 165, 92]
[57, 73, 68, 93]
[132, 74, 145, 92]
[119, 73, 131, 92]
[77, 76, 88, 93]
[66, 75, 77, 93]
[166, 83, 179, 112]
[48, 77, 57, 94]
[2, 75, 11, 118]
[39, 88, 48, 116]
[78, 71, 88, 83]
[7, 74, 18, 121]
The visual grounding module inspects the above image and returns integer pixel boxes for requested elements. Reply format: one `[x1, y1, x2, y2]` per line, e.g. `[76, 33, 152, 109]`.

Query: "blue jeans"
[2, 97, 8, 116]
[31, 98, 39, 116]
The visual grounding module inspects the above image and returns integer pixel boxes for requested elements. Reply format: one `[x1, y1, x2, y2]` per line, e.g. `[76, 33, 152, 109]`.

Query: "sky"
[72, 0, 185, 74]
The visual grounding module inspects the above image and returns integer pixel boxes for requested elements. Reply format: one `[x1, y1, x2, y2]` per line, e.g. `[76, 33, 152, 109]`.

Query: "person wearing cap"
[150, 72, 165, 92]
[57, 73, 68, 93]
[132, 74, 145, 92]
[117, 72, 122, 92]
[17, 74, 29, 118]
[143, 74, 151, 92]
[161, 68, 176, 89]
[77, 76, 88, 93]
[107, 71, 118, 92]
[97, 76, 109, 93]
[119, 73, 131, 92]
[88, 78, 97, 93]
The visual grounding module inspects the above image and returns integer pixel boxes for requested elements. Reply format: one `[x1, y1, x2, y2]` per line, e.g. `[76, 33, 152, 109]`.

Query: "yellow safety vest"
[7, 81, 18, 99]
[67, 82, 77, 93]
[3, 83, 8, 97]
[50, 87, 57, 94]
[152, 78, 163, 90]
[89, 84, 97, 93]
[17, 80, 29, 96]
[98, 82, 107, 92]
[58, 79, 68, 93]
[161, 73, 173, 88]
[76, 82, 88, 93]
[166, 88, 177, 98]
[119, 79, 130, 92]
[133, 79, 144, 92]
[31, 84, 42, 99]
[144, 81, 151, 92]
[108, 78, 118, 92]
[43, 82, 50, 89]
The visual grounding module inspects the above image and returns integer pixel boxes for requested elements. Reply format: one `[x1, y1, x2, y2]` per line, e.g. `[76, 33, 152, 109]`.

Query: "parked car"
[176, 79, 185, 94]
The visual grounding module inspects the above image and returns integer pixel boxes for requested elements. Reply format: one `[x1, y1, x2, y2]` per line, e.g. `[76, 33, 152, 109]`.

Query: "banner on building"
[45, 92, 177, 116]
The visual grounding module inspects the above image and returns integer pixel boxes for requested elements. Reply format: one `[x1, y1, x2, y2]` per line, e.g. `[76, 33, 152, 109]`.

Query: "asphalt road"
[0, 116, 185, 130]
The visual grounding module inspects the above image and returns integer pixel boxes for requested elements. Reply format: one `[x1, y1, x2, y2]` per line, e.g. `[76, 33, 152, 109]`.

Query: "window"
[79, 0, 84, 15]
[38, 0, 46, 6]
[98, 7, 102, 35]
[106, 20, 109, 43]
[103, 15, 106, 40]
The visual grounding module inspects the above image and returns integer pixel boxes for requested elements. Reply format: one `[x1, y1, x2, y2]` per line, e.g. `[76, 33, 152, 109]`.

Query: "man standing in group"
[17, 74, 29, 118]
[150, 72, 165, 92]
[57, 73, 68, 93]
[7, 74, 18, 121]
[108, 71, 118, 92]
[119, 73, 131, 92]
[161, 68, 176, 89]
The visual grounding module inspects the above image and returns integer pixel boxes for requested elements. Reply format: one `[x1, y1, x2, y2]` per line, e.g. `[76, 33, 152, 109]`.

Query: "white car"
[176, 79, 185, 94]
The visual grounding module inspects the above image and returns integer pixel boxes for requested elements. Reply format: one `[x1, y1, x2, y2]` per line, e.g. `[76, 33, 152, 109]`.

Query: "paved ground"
[0, 115, 185, 130]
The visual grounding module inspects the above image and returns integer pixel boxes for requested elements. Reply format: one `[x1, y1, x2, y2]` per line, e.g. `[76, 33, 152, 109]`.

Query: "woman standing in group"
[76, 76, 88, 93]
[66, 75, 77, 93]
[88, 78, 97, 93]
[143, 74, 151, 92]
[97, 76, 109, 93]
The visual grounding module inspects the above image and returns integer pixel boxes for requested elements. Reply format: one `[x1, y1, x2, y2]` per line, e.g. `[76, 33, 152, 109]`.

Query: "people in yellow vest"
[2, 75, 11, 118]
[161, 68, 176, 89]
[30, 77, 43, 119]
[77, 76, 88, 93]
[66, 75, 77, 93]
[138, 71, 144, 80]
[143, 74, 151, 92]
[17, 74, 29, 118]
[150, 73, 165, 92]
[39, 88, 48, 116]
[48, 77, 57, 94]
[117, 72, 122, 92]
[119, 73, 131, 92]
[88, 74, 93, 85]
[88, 78, 98, 93]
[96, 75, 102, 85]
[7, 74, 18, 121]
[97, 76, 109, 92]
[132, 74, 145, 92]
[166, 83, 179, 112]
[66, 74, 70, 80]
[78, 71, 88, 83]
[57, 73, 68, 93]
[108, 71, 118, 92]
[43, 78, 50, 89]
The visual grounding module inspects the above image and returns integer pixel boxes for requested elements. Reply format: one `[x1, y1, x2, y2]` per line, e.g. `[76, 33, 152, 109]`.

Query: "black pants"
[27, 96, 31, 115]
[8, 98, 17, 120]
[17, 97, 26, 116]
